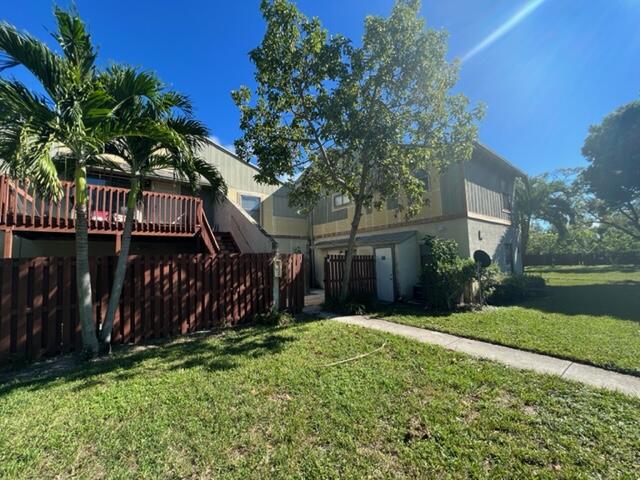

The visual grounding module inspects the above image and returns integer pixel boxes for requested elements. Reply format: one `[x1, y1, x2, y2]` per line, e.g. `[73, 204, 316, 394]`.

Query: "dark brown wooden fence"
[324, 254, 376, 300]
[278, 253, 305, 312]
[0, 253, 304, 364]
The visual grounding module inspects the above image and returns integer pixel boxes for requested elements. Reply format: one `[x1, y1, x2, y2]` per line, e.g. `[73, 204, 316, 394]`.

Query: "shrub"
[489, 274, 547, 305]
[476, 263, 500, 305]
[323, 293, 375, 315]
[421, 236, 476, 310]
[253, 309, 295, 326]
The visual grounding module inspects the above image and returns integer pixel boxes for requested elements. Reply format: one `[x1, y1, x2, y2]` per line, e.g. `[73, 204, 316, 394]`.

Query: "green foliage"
[420, 235, 476, 310]
[384, 266, 640, 374]
[489, 274, 546, 305]
[99, 65, 226, 199]
[0, 8, 163, 198]
[234, 0, 482, 298]
[513, 174, 574, 257]
[253, 309, 295, 327]
[2, 321, 639, 478]
[582, 100, 640, 240]
[527, 223, 640, 260]
[323, 293, 375, 315]
[476, 263, 500, 305]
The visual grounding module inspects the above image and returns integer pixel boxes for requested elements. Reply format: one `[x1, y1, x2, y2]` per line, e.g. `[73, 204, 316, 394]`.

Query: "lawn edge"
[375, 314, 640, 378]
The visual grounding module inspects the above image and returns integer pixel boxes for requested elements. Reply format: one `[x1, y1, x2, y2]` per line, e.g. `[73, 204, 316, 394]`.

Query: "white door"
[375, 247, 394, 302]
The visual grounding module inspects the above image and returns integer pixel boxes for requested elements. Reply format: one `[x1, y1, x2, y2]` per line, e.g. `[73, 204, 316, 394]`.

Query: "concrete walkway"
[331, 315, 640, 398]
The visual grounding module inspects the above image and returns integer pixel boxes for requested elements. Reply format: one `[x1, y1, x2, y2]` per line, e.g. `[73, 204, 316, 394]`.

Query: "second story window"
[333, 193, 351, 209]
[240, 195, 261, 223]
[502, 192, 512, 212]
[416, 171, 430, 191]
[500, 178, 512, 212]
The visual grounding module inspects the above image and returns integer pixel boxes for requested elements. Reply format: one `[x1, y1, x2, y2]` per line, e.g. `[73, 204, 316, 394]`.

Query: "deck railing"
[0, 175, 203, 236]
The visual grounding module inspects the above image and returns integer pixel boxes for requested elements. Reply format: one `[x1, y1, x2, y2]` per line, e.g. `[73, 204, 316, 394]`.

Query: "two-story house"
[0, 140, 523, 302]
[307, 143, 524, 300]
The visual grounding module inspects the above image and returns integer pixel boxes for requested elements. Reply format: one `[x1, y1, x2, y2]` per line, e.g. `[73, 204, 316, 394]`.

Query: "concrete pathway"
[330, 315, 640, 398]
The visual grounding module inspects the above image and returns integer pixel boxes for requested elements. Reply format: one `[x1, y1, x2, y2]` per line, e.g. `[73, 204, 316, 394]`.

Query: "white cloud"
[208, 135, 236, 154]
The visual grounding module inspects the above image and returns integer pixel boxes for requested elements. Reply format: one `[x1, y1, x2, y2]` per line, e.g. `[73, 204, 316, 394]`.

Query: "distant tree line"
[515, 99, 640, 266]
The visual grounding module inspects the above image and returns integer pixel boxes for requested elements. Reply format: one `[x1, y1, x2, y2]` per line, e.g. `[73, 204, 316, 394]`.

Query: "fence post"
[272, 251, 281, 312]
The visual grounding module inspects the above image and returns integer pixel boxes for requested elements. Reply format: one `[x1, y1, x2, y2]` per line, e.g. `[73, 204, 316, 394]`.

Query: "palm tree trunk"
[339, 200, 364, 301]
[100, 178, 139, 351]
[521, 217, 531, 264]
[74, 165, 99, 356]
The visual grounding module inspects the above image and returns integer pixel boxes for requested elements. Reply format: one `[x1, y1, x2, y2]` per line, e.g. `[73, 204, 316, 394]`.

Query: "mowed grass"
[380, 265, 640, 375]
[1, 320, 639, 479]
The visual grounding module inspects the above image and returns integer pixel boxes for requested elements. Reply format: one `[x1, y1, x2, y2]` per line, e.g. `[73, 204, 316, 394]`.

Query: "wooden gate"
[324, 255, 376, 300]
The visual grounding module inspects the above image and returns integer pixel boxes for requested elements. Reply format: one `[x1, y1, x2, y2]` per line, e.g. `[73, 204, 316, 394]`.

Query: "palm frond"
[166, 116, 210, 148]
[101, 65, 163, 113]
[53, 7, 96, 80]
[0, 22, 62, 97]
[4, 127, 62, 199]
[192, 156, 227, 199]
[159, 91, 193, 116]
[0, 79, 55, 127]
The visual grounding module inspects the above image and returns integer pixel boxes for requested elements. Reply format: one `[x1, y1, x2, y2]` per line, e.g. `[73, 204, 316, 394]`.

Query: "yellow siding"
[202, 143, 307, 239]
[313, 171, 443, 237]
[262, 194, 308, 237]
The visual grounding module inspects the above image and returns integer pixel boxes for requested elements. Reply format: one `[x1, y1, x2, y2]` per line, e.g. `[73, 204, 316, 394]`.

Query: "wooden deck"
[0, 175, 220, 256]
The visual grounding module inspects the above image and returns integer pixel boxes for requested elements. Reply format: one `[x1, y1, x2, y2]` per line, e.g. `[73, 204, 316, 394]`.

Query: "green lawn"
[1, 320, 639, 478]
[380, 265, 640, 375]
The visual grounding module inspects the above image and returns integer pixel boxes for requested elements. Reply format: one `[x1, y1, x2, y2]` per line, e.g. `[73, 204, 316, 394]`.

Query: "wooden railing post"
[2, 228, 12, 258]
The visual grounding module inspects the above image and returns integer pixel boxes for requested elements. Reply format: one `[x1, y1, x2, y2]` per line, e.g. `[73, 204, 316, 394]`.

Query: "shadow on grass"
[523, 283, 640, 322]
[372, 283, 640, 322]
[0, 321, 311, 398]
[527, 265, 640, 275]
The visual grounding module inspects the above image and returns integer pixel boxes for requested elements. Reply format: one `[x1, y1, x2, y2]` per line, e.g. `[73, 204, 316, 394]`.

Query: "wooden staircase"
[212, 231, 240, 253]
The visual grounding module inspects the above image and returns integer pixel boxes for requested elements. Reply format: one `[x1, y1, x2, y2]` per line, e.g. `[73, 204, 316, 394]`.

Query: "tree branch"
[598, 218, 640, 241]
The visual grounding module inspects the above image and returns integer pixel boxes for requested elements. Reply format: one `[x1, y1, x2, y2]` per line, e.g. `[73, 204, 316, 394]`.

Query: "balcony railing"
[0, 175, 204, 236]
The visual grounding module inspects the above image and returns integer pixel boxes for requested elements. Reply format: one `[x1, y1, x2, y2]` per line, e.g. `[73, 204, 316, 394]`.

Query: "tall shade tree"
[97, 65, 226, 351]
[513, 175, 574, 259]
[234, 0, 483, 299]
[582, 100, 640, 240]
[0, 8, 160, 355]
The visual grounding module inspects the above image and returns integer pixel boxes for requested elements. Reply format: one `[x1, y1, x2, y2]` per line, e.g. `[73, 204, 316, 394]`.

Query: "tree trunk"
[521, 216, 531, 264]
[339, 199, 364, 301]
[74, 166, 99, 357]
[99, 179, 139, 351]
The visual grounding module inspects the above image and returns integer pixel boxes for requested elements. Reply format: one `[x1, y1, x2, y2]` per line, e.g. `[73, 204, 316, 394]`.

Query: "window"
[500, 178, 512, 212]
[333, 193, 351, 209]
[416, 170, 430, 191]
[240, 195, 261, 223]
[502, 192, 512, 212]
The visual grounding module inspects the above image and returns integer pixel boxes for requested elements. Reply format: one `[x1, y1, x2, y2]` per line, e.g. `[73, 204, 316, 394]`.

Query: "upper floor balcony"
[0, 175, 220, 256]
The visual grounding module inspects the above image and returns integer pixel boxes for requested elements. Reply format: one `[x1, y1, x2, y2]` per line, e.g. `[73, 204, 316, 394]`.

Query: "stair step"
[213, 232, 240, 253]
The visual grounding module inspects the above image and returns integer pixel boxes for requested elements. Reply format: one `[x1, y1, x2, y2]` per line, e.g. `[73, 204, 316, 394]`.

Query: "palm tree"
[97, 66, 226, 351]
[514, 175, 574, 260]
[0, 8, 161, 355]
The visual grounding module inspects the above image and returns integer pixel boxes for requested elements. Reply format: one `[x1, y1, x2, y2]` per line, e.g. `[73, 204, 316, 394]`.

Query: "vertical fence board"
[179, 255, 188, 335]
[0, 260, 12, 359]
[32, 259, 43, 359]
[133, 257, 143, 344]
[16, 262, 28, 356]
[0, 253, 304, 365]
[324, 255, 376, 301]
[46, 259, 58, 356]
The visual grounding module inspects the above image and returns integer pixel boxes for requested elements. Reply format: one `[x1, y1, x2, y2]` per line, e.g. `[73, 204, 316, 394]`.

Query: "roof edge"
[474, 142, 527, 178]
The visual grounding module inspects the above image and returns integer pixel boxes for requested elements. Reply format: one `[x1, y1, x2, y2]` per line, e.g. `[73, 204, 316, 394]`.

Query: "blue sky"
[3, 0, 640, 175]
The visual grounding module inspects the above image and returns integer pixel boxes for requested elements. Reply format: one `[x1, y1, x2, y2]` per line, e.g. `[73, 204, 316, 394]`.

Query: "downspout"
[308, 208, 315, 289]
